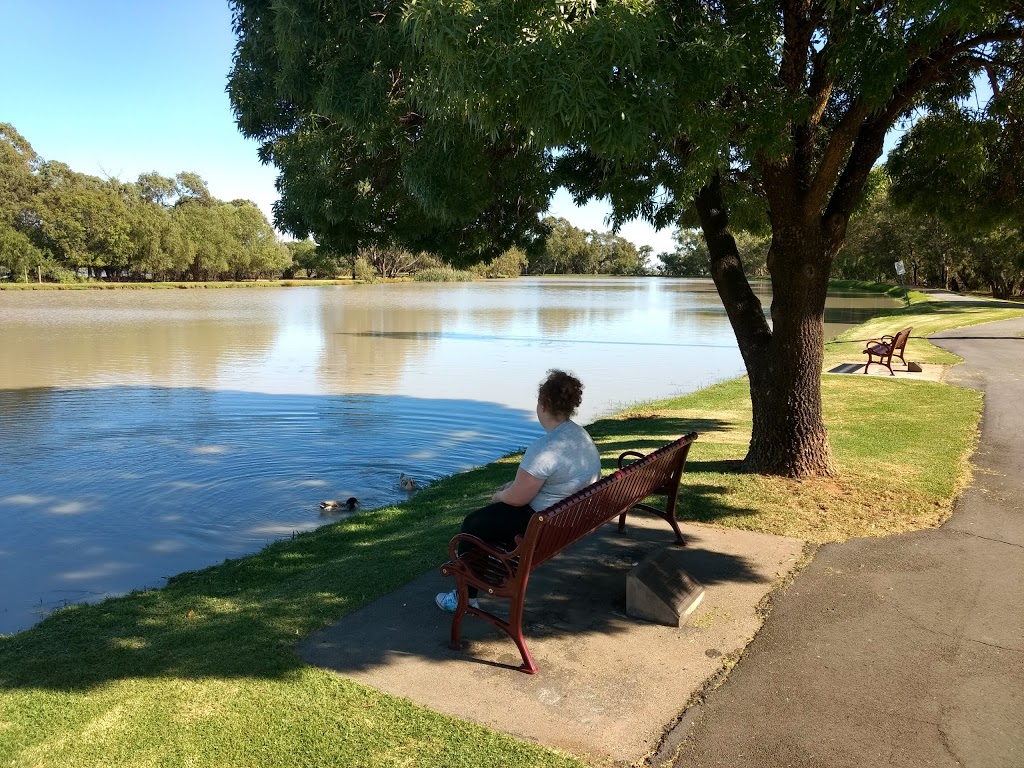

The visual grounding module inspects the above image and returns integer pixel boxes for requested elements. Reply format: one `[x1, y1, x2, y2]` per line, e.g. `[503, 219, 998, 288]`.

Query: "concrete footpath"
[671, 314, 1024, 768]
[300, 515, 804, 766]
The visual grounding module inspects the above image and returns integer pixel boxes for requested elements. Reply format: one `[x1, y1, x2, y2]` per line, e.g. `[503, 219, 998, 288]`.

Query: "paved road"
[671, 315, 1024, 768]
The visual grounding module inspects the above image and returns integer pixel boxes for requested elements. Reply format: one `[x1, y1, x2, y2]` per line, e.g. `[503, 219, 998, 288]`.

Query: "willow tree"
[229, 1, 1023, 477]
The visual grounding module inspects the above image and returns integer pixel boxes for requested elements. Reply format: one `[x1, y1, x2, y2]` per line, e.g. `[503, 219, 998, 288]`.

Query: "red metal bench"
[863, 325, 913, 375]
[439, 432, 698, 674]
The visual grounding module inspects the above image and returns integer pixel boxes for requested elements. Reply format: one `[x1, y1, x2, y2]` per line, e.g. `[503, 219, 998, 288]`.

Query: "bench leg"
[630, 503, 687, 546]
[446, 577, 539, 674]
[448, 582, 470, 651]
[507, 590, 538, 675]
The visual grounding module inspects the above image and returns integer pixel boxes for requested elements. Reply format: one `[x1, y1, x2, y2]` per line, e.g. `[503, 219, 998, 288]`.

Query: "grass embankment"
[2, 289, 1022, 767]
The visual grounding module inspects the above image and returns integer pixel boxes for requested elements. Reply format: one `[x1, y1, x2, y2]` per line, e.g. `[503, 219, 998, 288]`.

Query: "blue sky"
[1, 0, 676, 252]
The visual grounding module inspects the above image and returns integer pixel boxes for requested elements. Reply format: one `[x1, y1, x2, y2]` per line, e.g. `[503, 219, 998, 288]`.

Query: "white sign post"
[894, 260, 908, 300]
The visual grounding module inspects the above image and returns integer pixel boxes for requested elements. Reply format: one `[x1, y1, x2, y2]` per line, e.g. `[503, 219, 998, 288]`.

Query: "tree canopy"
[0, 124, 291, 283]
[229, 1, 1024, 477]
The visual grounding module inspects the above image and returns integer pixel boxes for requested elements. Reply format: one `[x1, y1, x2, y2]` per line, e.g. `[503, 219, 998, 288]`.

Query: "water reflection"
[0, 278, 898, 633]
[0, 388, 540, 634]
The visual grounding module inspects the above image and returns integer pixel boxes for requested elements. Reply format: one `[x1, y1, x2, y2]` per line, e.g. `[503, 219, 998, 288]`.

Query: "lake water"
[0, 278, 896, 633]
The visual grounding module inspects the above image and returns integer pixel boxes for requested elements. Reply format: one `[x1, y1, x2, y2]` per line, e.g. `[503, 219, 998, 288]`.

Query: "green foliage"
[841, 171, 1024, 298]
[228, 0, 1023, 474]
[412, 265, 479, 281]
[882, 52, 1024, 298]
[660, 229, 768, 278]
[136, 171, 177, 206]
[228, 0, 554, 260]
[0, 123, 39, 229]
[227, 0, 1024, 282]
[527, 216, 649, 275]
[357, 244, 436, 279]
[353, 256, 378, 283]
[0, 124, 293, 283]
[286, 238, 336, 278]
[470, 246, 528, 278]
[0, 223, 44, 281]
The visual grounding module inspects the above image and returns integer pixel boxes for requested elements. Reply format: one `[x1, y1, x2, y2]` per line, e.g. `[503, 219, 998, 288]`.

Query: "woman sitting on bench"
[434, 369, 602, 612]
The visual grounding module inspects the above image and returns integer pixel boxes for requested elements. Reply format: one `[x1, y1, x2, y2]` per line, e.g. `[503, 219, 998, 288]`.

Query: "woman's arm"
[492, 468, 544, 506]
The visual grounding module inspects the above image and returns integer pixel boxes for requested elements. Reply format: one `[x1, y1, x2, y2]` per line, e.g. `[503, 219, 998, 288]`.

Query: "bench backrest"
[521, 432, 698, 572]
[893, 326, 912, 353]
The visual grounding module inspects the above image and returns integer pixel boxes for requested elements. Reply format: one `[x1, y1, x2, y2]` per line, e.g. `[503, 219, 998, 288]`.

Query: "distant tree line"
[1, 122, 658, 284]
[1, 123, 289, 283]
[284, 215, 653, 279]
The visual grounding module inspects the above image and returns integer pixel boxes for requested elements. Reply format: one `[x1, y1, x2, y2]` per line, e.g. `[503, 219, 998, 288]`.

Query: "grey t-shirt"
[519, 420, 602, 511]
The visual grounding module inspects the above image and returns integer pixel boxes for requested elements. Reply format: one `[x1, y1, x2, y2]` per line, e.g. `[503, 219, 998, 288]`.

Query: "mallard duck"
[319, 497, 359, 511]
[399, 473, 419, 492]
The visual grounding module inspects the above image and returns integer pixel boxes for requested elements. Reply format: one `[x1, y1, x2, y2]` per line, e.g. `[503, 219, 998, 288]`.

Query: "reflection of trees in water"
[823, 305, 892, 324]
[536, 305, 624, 338]
[669, 284, 896, 340]
[315, 290, 443, 392]
[0, 293, 278, 390]
[458, 307, 520, 335]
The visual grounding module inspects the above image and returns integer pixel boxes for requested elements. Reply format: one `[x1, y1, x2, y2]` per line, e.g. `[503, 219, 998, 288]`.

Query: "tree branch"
[694, 174, 772, 369]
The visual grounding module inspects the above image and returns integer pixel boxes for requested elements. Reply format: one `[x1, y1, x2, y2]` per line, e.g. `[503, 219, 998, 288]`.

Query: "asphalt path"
[671, 313, 1024, 768]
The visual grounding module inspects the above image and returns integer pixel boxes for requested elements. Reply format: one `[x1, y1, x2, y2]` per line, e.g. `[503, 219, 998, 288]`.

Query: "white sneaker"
[435, 589, 479, 613]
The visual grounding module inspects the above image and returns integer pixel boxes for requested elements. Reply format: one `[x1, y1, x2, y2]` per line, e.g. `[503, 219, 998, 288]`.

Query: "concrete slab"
[298, 517, 804, 766]
[827, 361, 945, 381]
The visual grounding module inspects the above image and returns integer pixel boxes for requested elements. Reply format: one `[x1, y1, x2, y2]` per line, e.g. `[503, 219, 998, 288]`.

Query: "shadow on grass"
[0, 421, 760, 692]
[589, 415, 734, 443]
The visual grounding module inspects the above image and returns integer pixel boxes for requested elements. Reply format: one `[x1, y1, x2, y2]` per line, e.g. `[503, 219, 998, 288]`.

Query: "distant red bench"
[863, 326, 913, 375]
[439, 432, 698, 674]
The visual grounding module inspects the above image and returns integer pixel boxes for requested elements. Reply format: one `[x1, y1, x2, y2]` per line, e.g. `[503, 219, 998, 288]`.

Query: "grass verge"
[825, 288, 1024, 367]
[2, 289, 1021, 767]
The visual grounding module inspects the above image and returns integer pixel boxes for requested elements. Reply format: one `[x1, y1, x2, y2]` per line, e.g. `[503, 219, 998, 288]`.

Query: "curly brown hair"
[537, 369, 585, 420]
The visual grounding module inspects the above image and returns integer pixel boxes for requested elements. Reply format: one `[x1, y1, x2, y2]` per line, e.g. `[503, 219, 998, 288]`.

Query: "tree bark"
[750, 229, 837, 477]
[695, 176, 837, 478]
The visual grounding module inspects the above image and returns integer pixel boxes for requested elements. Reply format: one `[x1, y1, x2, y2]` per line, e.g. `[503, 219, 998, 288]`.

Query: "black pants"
[458, 501, 535, 598]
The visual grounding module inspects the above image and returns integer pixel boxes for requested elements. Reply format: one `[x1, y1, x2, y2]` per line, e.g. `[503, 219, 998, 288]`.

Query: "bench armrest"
[448, 532, 521, 561]
[617, 450, 647, 469]
[446, 533, 521, 586]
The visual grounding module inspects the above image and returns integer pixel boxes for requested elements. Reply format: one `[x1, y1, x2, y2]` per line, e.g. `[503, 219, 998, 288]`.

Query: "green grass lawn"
[825, 288, 1024, 367]
[2, 287, 1022, 767]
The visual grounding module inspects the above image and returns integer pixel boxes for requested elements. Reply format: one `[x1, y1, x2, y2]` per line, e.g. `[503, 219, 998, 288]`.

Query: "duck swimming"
[319, 497, 359, 511]
[399, 473, 419, 492]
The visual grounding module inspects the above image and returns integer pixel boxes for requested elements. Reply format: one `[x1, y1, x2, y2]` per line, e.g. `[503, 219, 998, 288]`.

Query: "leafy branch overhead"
[228, 2, 1023, 477]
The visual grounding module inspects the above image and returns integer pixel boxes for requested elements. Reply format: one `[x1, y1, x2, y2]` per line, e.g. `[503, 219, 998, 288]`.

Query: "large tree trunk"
[749, 229, 836, 477]
[695, 176, 836, 478]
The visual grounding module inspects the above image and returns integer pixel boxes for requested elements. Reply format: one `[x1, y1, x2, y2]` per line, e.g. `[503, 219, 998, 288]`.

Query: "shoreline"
[1, 287, 1022, 768]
